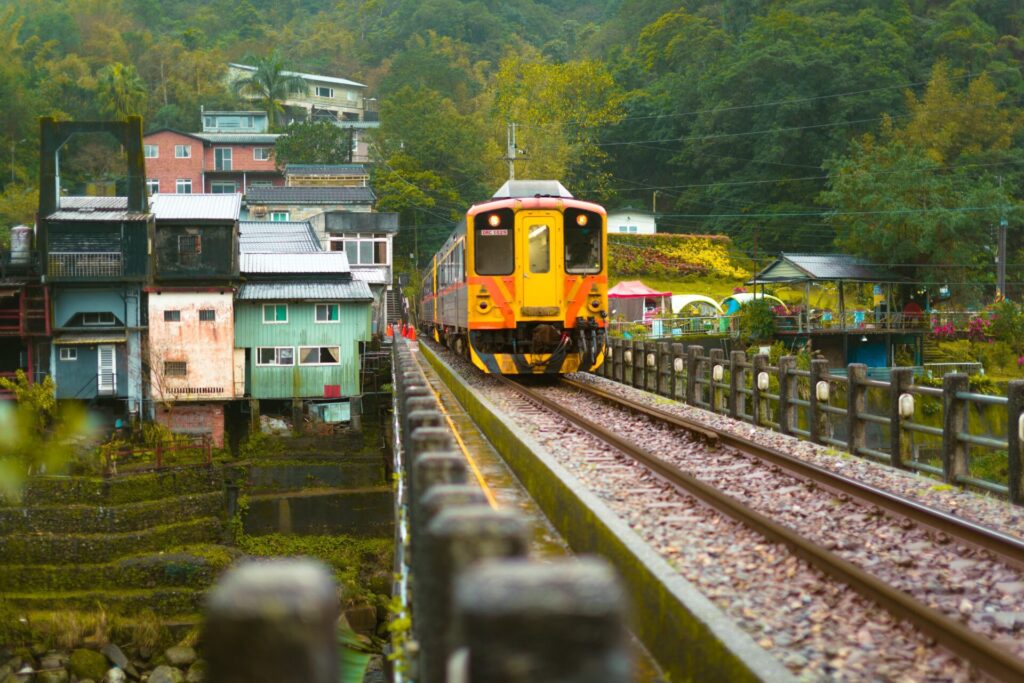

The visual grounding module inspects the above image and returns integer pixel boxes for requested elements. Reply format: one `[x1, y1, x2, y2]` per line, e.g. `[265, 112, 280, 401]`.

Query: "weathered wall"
[155, 402, 226, 446]
[148, 291, 235, 401]
[142, 130, 203, 194]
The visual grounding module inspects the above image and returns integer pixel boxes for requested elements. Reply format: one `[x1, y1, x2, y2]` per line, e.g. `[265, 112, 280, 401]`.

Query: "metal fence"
[48, 251, 123, 278]
[596, 338, 1024, 504]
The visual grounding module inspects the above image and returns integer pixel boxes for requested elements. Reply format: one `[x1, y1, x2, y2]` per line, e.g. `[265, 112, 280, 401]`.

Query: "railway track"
[496, 374, 1024, 681]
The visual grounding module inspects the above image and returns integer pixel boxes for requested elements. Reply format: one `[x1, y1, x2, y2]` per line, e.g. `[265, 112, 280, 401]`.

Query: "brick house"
[143, 129, 284, 196]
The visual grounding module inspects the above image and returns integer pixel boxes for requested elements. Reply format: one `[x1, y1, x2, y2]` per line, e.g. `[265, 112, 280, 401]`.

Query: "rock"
[36, 670, 69, 683]
[39, 653, 65, 670]
[101, 644, 138, 679]
[102, 667, 127, 683]
[69, 649, 109, 682]
[344, 605, 378, 635]
[148, 665, 185, 683]
[30, 644, 47, 658]
[185, 660, 206, 683]
[136, 647, 152, 662]
[163, 646, 196, 668]
[995, 581, 1024, 595]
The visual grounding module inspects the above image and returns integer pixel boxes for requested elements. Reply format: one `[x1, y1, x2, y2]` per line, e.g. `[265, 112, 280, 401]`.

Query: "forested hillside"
[0, 0, 1020, 296]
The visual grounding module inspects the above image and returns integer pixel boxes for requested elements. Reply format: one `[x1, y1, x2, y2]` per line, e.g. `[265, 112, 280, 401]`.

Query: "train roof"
[492, 180, 573, 199]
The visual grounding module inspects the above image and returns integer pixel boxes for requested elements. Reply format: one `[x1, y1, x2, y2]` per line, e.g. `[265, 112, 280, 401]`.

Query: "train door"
[519, 213, 562, 312]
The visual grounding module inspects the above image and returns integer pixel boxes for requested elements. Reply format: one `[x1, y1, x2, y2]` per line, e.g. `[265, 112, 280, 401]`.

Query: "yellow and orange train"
[419, 180, 608, 374]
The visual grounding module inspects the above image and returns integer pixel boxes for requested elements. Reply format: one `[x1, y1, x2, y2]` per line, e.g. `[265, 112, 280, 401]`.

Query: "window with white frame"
[59, 348, 77, 361]
[211, 181, 237, 194]
[262, 304, 288, 323]
[214, 147, 232, 171]
[329, 233, 389, 266]
[315, 303, 339, 323]
[82, 312, 116, 325]
[176, 178, 192, 193]
[299, 346, 340, 365]
[146, 179, 159, 195]
[270, 211, 290, 222]
[144, 144, 158, 158]
[253, 147, 271, 161]
[315, 86, 335, 98]
[256, 347, 294, 366]
[175, 144, 191, 158]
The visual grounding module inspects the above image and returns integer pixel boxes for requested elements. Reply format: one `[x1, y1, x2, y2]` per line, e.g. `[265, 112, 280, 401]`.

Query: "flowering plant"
[931, 323, 957, 339]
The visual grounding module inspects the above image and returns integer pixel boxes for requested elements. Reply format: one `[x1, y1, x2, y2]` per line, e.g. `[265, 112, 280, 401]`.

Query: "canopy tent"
[670, 294, 723, 316]
[720, 292, 785, 315]
[608, 280, 671, 321]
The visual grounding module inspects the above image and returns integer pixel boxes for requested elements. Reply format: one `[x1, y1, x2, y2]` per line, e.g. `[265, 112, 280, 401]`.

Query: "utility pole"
[997, 176, 1007, 300]
[504, 122, 527, 181]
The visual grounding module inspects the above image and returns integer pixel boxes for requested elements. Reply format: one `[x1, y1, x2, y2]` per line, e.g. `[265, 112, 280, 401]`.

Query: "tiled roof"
[150, 193, 241, 221]
[229, 63, 366, 88]
[193, 133, 281, 144]
[752, 253, 905, 283]
[241, 252, 350, 274]
[285, 164, 367, 176]
[245, 186, 375, 205]
[237, 280, 372, 301]
[239, 221, 322, 253]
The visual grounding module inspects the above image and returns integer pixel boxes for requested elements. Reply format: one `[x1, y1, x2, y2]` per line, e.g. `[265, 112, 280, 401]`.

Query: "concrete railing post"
[612, 338, 623, 384]
[708, 348, 725, 413]
[631, 340, 643, 389]
[671, 343, 685, 401]
[420, 507, 529, 683]
[1007, 381, 1024, 504]
[657, 341, 672, 398]
[729, 351, 746, 419]
[809, 359, 830, 444]
[408, 426, 456, 506]
[777, 355, 796, 436]
[846, 364, 868, 456]
[644, 341, 658, 393]
[452, 558, 630, 683]
[204, 560, 339, 683]
[752, 353, 768, 426]
[889, 368, 914, 469]
[942, 373, 969, 485]
[686, 346, 702, 405]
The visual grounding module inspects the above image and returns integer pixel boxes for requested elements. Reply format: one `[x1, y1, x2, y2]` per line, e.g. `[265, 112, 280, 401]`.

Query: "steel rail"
[497, 376, 1024, 682]
[563, 377, 1024, 571]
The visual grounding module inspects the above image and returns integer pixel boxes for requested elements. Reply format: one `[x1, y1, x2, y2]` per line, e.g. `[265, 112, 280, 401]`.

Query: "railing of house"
[102, 434, 213, 477]
[596, 338, 1024, 504]
[48, 251, 123, 278]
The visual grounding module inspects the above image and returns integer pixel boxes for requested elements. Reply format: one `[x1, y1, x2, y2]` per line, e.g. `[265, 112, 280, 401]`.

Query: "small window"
[175, 144, 191, 158]
[144, 144, 158, 158]
[249, 180, 272, 188]
[59, 348, 77, 361]
[176, 178, 192, 194]
[146, 178, 159, 195]
[270, 211, 290, 222]
[257, 347, 294, 366]
[315, 304, 339, 323]
[253, 147, 271, 161]
[315, 86, 334, 98]
[211, 181, 236, 194]
[214, 147, 232, 171]
[164, 361, 187, 377]
[164, 310, 181, 322]
[178, 234, 201, 264]
[82, 312, 116, 326]
[198, 309, 216, 322]
[299, 346, 340, 365]
[528, 224, 550, 274]
[262, 304, 288, 323]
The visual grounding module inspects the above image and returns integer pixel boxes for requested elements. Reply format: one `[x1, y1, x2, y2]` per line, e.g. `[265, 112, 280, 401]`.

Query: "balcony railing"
[48, 251, 123, 278]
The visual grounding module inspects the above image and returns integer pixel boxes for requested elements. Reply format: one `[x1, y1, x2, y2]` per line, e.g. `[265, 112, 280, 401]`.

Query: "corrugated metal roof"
[351, 269, 391, 284]
[239, 221, 322, 253]
[751, 253, 905, 283]
[193, 133, 282, 144]
[237, 280, 372, 301]
[245, 186, 375, 204]
[48, 196, 151, 221]
[230, 63, 366, 88]
[492, 180, 573, 199]
[59, 197, 128, 210]
[241, 252, 350, 274]
[48, 210, 150, 222]
[54, 333, 128, 345]
[151, 193, 241, 221]
[285, 164, 367, 175]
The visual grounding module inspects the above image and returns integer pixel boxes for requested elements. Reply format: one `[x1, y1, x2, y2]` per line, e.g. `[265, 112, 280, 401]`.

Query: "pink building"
[143, 129, 284, 196]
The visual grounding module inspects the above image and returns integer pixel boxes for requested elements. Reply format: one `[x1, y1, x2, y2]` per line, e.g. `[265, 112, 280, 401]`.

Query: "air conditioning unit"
[251, 206, 267, 216]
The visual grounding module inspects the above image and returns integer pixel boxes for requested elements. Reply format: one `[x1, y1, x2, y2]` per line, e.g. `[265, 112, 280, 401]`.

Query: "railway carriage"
[420, 180, 608, 374]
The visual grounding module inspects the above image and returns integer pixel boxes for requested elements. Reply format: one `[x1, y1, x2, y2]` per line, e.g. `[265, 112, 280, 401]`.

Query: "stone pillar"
[708, 348, 725, 413]
[777, 355, 796, 435]
[349, 395, 363, 433]
[888, 367, 914, 469]
[809, 358, 830, 444]
[942, 373, 969, 484]
[419, 507, 529, 683]
[729, 351, 746, 419]
[1007, 381, 1024, 504]
[291, 398, 304, 434]
[671, 343, 685, 401]
[686, 345, 702, 405]
[453, 558, 629, 683]
[204, 560, 339, 683]
[846, 364, 868, 456]
[752, 353, 768, 426]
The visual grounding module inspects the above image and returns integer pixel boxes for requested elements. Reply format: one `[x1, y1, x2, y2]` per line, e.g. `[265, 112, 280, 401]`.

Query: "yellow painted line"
[410, 351, 500, 510]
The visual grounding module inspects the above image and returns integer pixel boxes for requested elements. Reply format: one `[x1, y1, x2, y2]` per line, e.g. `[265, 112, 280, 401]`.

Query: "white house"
[607, 208, 657, 234]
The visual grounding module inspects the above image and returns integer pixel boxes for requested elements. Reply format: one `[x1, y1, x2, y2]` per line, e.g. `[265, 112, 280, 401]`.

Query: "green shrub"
[736, 299, 775, 342]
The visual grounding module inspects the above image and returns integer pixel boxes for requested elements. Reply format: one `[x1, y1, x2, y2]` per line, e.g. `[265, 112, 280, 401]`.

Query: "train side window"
[474, 209, 514, 275]
[564, 209, 602, 274]
[528, 224, 550, 273]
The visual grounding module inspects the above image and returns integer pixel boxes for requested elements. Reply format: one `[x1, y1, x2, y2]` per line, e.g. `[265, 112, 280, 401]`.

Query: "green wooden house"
[234, 251, 373, 399]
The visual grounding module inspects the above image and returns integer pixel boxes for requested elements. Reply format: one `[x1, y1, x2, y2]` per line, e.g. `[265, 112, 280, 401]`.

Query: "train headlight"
[488, 214, 501, 227]
[588, 298, 602, 311]
[576, 214, 589, 226]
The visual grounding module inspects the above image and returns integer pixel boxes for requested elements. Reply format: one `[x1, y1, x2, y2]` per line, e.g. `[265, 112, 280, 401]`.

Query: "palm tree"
[232, 51, 306, 128]
[96, 63, 147, 121]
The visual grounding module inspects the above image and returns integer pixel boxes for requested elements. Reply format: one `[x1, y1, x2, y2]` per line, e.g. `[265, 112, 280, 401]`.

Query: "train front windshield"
[564, 208, 602, 274]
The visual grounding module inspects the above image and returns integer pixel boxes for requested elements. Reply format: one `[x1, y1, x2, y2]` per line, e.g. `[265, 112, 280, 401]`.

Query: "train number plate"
[480, 229, 508, 236]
